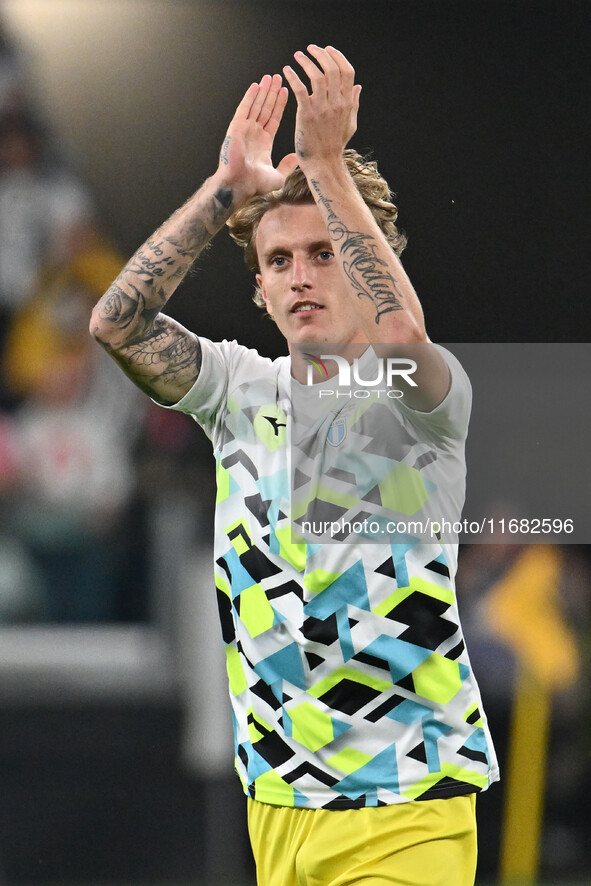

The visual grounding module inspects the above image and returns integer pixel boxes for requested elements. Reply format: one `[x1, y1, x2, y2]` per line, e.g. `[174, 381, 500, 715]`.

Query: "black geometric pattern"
[250, 678, 282, 711]
[301, 613, 339, 645]
[407, 742, 428, 765]
[458, 742, 489, 766]
[364, 693, 407, 723]
[416, 777, 482, 801]
[216, 586, 235, 644]
[305, 652, 324, 671]
[375, 556, 397, 579]
[317, 679, 382, 715]
[244, 492, 272, 527]
[247, 713, 295, 767]
[386, 591, 457, 651]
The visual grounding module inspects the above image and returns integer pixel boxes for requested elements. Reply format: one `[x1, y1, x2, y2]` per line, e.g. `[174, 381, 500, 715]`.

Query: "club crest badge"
[327, 417, 347, 447]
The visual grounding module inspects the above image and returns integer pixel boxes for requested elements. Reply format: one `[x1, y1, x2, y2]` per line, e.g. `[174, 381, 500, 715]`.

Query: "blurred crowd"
[0, 20, 213, 625]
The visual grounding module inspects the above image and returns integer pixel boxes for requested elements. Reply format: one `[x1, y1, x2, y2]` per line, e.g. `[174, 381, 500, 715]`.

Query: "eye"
[317, 250, 334, 262]
[270, 255, 287, 268]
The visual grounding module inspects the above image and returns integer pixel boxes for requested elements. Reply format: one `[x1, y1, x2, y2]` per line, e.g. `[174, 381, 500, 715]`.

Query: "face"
[255, 202, 368, 348]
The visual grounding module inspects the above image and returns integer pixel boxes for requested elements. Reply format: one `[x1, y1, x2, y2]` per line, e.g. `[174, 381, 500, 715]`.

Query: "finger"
[276, 152, 300, 178]
[325, 45, 356, 95]
[232, 81, 262, 123]
[353, 83, 362, 115]
[283, 63, 311, 102]
[325, 46, 355, 79]
[306, 44, 341, 102]
[264, 85, 289, 138]
[249, 73, 273, 120]
[292, 49, 326, 97]
[256, 73, 284, 126]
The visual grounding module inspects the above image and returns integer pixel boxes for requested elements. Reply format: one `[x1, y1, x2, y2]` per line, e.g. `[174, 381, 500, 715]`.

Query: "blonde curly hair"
[226, 149, 407, 308]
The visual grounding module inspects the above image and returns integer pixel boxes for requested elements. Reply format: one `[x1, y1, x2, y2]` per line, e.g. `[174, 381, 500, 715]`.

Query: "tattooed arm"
[284, 46, 451, 410]
[90, 74, 297, 405]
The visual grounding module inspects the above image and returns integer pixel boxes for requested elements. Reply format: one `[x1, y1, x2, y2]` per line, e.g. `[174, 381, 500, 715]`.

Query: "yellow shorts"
[248, 793, 477, 886]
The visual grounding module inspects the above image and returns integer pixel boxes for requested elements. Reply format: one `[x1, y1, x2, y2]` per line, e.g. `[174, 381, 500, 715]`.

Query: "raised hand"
[217, 74, 298, 201]
[283, 45, 361, 165]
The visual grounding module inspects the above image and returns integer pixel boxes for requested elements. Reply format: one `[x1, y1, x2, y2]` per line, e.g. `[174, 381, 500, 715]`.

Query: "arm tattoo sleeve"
[92, 186, 233, 400]
[105, 319, 203, 404]
[310, 179, 404, 322]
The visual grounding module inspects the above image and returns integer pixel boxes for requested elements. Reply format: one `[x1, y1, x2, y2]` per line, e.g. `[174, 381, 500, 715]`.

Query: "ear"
[256, 273, 272, 316]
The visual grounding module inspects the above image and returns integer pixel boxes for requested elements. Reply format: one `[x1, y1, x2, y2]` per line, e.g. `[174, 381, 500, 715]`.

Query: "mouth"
[291, 301, 323, 314]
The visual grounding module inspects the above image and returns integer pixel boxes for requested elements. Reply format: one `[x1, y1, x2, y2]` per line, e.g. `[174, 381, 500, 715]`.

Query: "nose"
[290, 255, 312, 291]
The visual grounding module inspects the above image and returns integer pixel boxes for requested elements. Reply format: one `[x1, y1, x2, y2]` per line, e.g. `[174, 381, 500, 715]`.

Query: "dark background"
[18, 0, 585, 353]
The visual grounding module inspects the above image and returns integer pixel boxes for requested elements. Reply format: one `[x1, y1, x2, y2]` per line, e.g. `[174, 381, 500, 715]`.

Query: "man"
[91, 46, 498, 886]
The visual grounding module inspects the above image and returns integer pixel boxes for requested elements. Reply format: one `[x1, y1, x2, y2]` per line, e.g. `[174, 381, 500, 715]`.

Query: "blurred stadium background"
[0, 1, 589, 885]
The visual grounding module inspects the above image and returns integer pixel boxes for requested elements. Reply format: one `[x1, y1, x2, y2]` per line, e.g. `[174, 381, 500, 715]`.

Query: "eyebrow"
[262, 240, 333, 262]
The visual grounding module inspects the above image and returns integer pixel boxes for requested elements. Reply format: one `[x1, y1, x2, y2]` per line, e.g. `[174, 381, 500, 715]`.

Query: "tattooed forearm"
[98, 188, 235, 332]
[219, 136, 231, 165]
[295, 129, 307, 160]
[310, 178, 404, 322]
[94, 283, 161, 335]
[214, 187, 233, 211]
[163, 190, 234, 253]
[104, 319, 202, 403]
[124, 319, 200, 370]
[310, 178, 337, 223]
[129, 241, 176, 280]
[330, 223, 403, 320]
[90, 173, 234, 401]
[96, 284, 139, 328]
